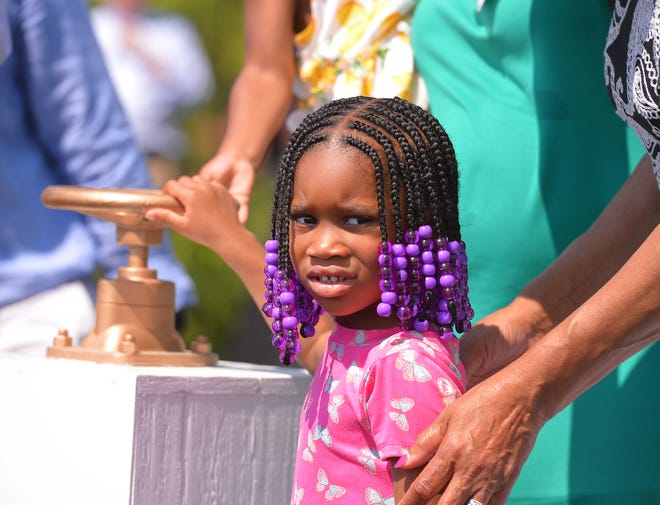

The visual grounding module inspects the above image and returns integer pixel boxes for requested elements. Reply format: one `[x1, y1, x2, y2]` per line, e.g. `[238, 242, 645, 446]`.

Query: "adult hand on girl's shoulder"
[145, 175, 243, 252]
[397, 367, 542, 505]
[459, 297, 550, 388]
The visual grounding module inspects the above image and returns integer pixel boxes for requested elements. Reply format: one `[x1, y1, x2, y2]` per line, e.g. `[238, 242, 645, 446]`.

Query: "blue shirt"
[0, 0, 196, 310]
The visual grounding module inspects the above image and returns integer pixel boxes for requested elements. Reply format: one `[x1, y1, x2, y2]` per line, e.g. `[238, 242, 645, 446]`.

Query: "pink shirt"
[291, 323, 466, 504]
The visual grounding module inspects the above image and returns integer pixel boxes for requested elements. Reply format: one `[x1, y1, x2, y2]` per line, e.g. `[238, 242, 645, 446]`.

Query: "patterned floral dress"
[605, 0, 660, 187]
[286, 0, 426, 131]
[290, 324, 465, 504]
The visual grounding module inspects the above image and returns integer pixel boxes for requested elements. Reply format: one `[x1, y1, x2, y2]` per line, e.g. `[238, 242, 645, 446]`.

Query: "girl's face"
[289, 142, 397, 329]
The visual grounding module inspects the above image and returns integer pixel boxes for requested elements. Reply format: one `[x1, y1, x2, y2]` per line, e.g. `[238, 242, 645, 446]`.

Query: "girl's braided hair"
[264, 96, 471, 365]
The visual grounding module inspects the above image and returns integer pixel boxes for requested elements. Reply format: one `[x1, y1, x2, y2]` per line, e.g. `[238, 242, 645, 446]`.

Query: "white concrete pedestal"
[0, 353, 311, 505]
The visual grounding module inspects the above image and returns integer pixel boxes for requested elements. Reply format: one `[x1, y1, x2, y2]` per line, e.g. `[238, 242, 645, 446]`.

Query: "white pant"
[0, 281, 95, 355]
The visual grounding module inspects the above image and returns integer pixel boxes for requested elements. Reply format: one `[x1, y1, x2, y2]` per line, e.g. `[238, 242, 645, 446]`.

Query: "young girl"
[146, 96, 472, 504]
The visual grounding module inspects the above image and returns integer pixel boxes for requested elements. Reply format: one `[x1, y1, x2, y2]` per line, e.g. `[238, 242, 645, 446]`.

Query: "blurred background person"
[0, 0, 197, 353]
[200, 0, 425, 224]
[0, 0, 9, 64]
[405, 1, 658, 503]
[91, 0, 215, 188]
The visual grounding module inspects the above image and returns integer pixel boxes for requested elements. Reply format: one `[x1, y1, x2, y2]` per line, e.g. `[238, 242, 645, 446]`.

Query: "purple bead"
[437, 311, 452, 325]
[378, 253, 390, 266]
[393, 256, 408, 269]
[279, 291, 295, 305]
[265, 252, 278, 265]
[397, 306, 412, 320]
[437, 299, 449, 311]
[440, 330, 454, 341]
[424, 277, 437, 289]
[421, 251, 434, 263]
[265, 239, 279, 253]
[421, 264, 436, 276]
[272, 307, 281, 319]
[440, 274, 456, 287]
[379, 242, 392, 254]
[405, 230, 419, 244]
[439, 262, 452, 274]
[414, 319, 429, 332]
[406, 244, 420, 256]
[271, 319, 282, 332]
[449, 240, 461, 253]
[300, 325, 316, 338]
[442, 287, 454, 298]
[381, 291, 397, 304]
[395, 270, 408, 281]
[392, 243, 405, 256]
[437, 249, 450, 262]
[379, 279, 392, 291]
[272, 333, 286, 349]
[435, 237, 448, 249]
[264, 264, 278, 277]
[377, 303, 392, 317]
[418, 225, 433, 238]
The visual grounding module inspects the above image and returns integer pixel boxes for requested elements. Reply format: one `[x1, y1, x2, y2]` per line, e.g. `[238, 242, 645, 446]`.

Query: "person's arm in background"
[0, 0, 10, 64]
[200, 0, 297, 224]
[398, 156, 660, 505]
[22, 0, 196, 311]
[146, 176, 332, 373]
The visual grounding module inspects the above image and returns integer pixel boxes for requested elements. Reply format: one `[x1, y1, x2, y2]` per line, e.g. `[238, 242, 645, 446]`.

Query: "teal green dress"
[413, 1, 659, 504]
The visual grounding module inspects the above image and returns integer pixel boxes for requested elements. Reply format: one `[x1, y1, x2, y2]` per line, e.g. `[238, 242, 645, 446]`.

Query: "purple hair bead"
[437, 249, 451, 262]
[439, 274, 456, 287]
[279, 291, 295, 305]
[414, 319, 429, 332]
[265, 239, 279, 253]
[377, 303, 392, 317]
[393, 256, 408, 270]
[418, 225, 433, 239]
[381, 291, 397, 304]
[406, 243, 420, 256]
[282, 316, 299, 330]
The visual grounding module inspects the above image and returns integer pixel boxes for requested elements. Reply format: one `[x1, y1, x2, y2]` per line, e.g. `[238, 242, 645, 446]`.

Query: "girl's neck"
[333, 303, 400, 331]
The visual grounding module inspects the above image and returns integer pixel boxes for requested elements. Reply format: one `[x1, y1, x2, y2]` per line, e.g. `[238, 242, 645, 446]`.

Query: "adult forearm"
[220, 66, 293, 168]
[520, 155, 659, 329]
[511, 224, 660, 424]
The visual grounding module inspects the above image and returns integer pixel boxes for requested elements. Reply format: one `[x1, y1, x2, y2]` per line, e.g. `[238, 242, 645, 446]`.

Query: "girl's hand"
[145, 175, 242, 252]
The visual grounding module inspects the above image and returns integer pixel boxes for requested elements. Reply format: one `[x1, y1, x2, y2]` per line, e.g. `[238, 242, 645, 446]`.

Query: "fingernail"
[394, 453, 409, 469]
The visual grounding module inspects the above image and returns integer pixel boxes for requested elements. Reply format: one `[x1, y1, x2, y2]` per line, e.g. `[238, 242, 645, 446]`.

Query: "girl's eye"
[292, 215, 316, 226]
[346, 216, 374, 226]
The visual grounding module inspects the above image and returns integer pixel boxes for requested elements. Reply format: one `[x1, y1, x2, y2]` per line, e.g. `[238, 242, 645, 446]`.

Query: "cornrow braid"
[262, 96, 473, 365]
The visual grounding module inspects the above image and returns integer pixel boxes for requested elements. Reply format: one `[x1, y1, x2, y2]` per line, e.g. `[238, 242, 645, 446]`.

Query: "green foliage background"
[89, 1, 276, 360]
